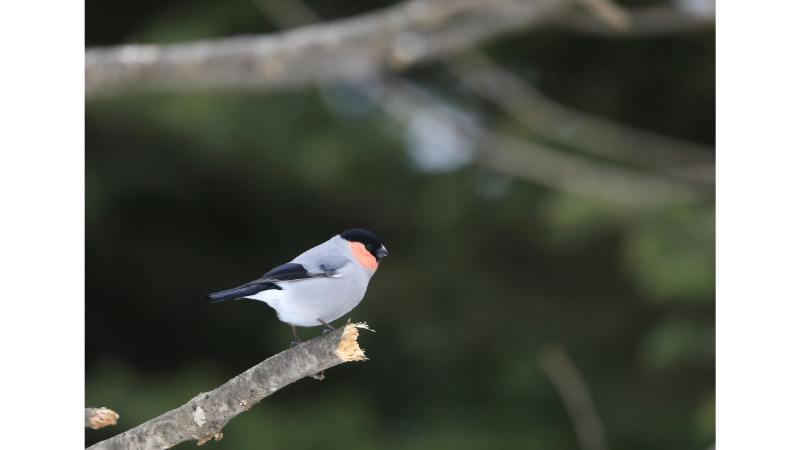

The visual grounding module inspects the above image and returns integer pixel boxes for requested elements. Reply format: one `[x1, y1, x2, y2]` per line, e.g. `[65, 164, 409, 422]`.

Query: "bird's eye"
[365, 244, 374, 251]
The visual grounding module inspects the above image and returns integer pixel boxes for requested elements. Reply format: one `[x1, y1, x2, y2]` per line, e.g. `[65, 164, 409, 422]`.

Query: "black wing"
[204, 263, 321, 303]
[204, 258, 348, 304]
[258, 262, 335, 282]
[204, 284, 279, 303]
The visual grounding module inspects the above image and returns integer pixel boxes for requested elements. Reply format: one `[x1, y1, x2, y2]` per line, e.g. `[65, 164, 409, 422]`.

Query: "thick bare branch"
[87, 323, 369, 450]
[85, 407, 119, 429]
[84, 0, 569, 97]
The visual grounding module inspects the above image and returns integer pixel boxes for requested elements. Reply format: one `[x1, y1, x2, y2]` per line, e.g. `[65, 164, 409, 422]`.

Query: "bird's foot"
[317, 319, 336, 334]
[290, 325, 302, 347]
[289, 340, 301, 348]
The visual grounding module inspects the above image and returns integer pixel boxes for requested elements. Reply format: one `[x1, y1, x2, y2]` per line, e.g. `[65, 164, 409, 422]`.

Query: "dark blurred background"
[85, 0, 715, 448]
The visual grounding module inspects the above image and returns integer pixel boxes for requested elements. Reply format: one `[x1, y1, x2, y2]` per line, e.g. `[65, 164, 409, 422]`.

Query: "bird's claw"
[289, 341, 301, 348]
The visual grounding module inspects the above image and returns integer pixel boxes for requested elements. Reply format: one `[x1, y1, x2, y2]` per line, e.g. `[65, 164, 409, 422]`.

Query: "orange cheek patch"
[349, 242, 379, 271]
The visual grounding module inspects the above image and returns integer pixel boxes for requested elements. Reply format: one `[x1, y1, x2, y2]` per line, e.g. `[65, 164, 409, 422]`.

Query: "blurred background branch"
[446, 50, 715, 181]
[244, 0, 715, 206]
[540, 344, 609, 450]
[555, 4, 715, 36]
[84, 0, 715, 205]
[85, 0, 714, 98]
[85, 0, 571, 97]
[379, 78, 708, 206]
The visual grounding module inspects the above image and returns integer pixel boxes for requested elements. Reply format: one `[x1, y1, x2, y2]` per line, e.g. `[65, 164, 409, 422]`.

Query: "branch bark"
[86, 323, 370, 449]
[85, 0, 713, 98]
[84, 0, 570, 98]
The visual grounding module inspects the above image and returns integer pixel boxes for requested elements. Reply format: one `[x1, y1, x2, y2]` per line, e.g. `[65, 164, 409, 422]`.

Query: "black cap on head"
[339, 228, 387, 260]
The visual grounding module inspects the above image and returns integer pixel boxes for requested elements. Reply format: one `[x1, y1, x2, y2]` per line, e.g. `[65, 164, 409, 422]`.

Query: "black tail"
[204, 285, 272, 303]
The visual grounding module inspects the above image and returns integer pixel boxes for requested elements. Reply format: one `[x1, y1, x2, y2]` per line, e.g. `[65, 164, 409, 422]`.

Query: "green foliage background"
[85, 1, 714, 448]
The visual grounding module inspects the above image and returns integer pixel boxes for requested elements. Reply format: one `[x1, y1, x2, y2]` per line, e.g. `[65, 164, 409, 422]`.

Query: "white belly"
[245, 274, 369, 327]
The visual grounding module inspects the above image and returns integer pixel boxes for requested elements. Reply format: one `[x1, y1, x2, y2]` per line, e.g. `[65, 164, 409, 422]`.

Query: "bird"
[204, 229, 387, 346]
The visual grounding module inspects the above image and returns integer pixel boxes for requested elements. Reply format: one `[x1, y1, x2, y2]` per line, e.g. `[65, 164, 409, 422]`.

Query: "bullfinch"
[205, 229, 387, 346]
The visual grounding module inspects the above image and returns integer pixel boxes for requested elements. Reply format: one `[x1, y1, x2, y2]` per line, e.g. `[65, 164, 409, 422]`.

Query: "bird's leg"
[289, 325, 302, 348]
[318, 319, 336, 335]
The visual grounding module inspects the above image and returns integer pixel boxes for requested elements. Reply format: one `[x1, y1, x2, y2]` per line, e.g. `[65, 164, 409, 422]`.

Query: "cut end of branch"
[335, 322, 372, 361]
[88, 407, 119, 429]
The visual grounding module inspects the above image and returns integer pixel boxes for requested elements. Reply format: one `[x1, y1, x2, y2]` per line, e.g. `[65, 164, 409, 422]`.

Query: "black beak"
[376, 245, 388, 260]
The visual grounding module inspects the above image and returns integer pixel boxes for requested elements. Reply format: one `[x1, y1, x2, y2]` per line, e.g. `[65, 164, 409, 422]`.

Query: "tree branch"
[86, 323, 370, 449]
[85, 0, 713, 98]
[539, 344, 609, 450]
[380, 77, 709, 206]
[554, 5, 714, 36]
[84, 0, 570, 98]
[446, 50, 715, 185]
[251, 0, 708, 205]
